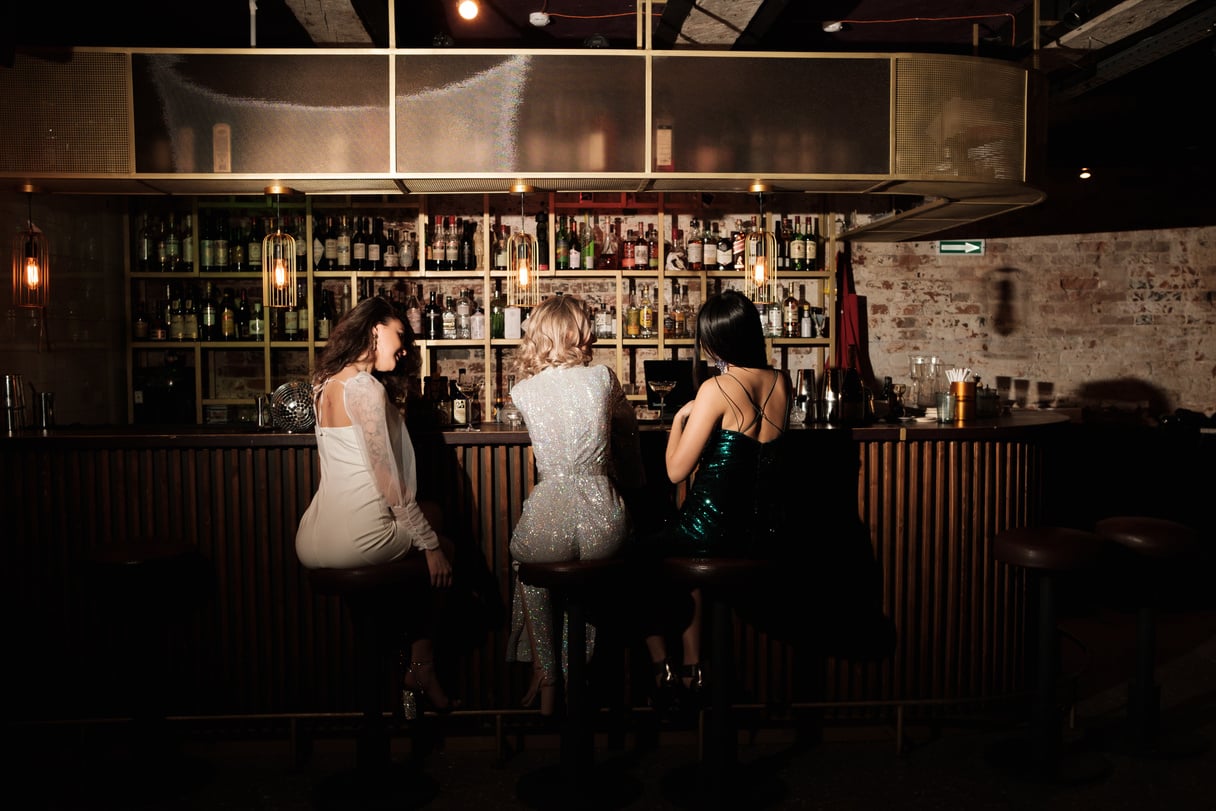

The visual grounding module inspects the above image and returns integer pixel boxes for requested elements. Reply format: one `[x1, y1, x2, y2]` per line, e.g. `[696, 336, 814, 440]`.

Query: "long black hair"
[694, 289, 770, 384]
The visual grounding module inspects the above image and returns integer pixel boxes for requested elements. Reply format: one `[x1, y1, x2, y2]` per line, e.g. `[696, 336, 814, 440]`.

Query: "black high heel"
[402, 660, 460, 720]
[651, 659, 682, 717]
[681, 662, 704, 707]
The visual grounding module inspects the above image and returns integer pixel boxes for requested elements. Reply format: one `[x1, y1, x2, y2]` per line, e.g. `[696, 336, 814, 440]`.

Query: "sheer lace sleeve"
[607, 368, 645, 490]
[344, 372, 439, 551]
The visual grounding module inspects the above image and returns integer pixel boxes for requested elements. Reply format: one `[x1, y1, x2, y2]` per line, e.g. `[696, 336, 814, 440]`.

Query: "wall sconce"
[261, 185, 297, 309]
[12, 184, 49, 309]
[507, 183, 541, 309]
[743, 183, 779, 305]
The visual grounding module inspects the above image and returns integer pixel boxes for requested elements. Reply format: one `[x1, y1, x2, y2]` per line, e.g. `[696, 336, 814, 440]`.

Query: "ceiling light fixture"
[457, 1, 479, 21]
[1079, 167, 1092, 179]
[12, 184, 49, 310]
[744, 183, 778, 304]
[262, 185, 297, 309]
[507, 184, 541, 309]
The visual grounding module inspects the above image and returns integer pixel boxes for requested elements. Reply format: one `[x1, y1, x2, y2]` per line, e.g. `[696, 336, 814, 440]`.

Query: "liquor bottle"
[404, 283, 423, 338]
[777, 217, 791, 272]
[791, 215, 806, 271]
[247, 215, 263, 272]
[620, 229, 636, 270]
[150, 299, 169, 341]
[647, 224, 660, 270]
[169, 296, 185, 341]
[442, 295, 458, 340]
[470, 300, 486, 340]
[182, 292, 199, 341]
[400, 228, 417, 270]
[731, 219, 746, 271]
[678, 283, 691, 338]
[248, 301, 266, 340]
[807, 214, 821, 271]
[163, 212, 181, 272]
[316, 289, 334, 341]
[135, 212, 154, 272]
[555, 215, 570, 270]
[451, 369, 469, 426]
[664, 279, 679, 339]
[310, 215, 325, 271]
[236, 290, 250, 339]
[383, 227, 401, 269]
[601, 219, 618, 270]
[838, 345, 865, 424]
[492, 221, 507, 271]
[334, 215, 352, 271]
[282, 295, 300, 341]
[351, 216, 368, 271]
[178, 213, 194, 272]
[714, 222, 732, 270]
[366, 217, 383, 271]
[319, 215, 336, 270]
[455, 287, 473, 340]
[686, 218, 703, 271]
[639, 283, 655, 338]
[200, 281, 218, 341]
[445, 217, 461, 270]
[568, 219, 582, 270]
[489, 278, 506, 339]
[220, 287, 237, 340]
[536, 209, 550, 272]
[213, 213, 230, 271]
[633, 222, 650, 270]
[582, 217, 597, 270]
[296, 281, 310, 341]
[199, 214, 216, 271]
[625, 278, 641, 338]
[783, 283, 800, 338]
[798, 284, 813, 338]
[132, 301, 150, 340]
[227, 216, 247, 272]
[460, 217, 477, 271]
[424, 290, 443, 341]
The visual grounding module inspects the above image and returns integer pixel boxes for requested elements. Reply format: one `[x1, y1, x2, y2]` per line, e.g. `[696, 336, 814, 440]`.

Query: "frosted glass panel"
[132, 54, 390, 174]
[395, 54, 645, 174]
[652, 56, 891, 175]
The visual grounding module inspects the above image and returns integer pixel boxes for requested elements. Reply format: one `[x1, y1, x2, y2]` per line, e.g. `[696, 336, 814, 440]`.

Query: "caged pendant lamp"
[261, 185, 297, 309]
[12, 184, 49, 309]
[743, 183, 778, 305]
[506, 184, 541, 309]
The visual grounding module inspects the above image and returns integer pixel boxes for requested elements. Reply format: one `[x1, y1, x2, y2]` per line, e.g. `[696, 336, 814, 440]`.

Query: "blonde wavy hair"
[512, 294, 594, 378]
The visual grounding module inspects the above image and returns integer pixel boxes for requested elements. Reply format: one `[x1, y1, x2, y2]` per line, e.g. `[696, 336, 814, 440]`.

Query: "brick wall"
[850, 225, 1216, 417]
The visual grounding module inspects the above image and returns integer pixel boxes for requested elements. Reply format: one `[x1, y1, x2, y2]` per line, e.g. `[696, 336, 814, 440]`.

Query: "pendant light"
[261, 185, 297, 309]
[12, 184, 49, 309]
[507, 183, 541, 309]
[743, 183, 778, 304]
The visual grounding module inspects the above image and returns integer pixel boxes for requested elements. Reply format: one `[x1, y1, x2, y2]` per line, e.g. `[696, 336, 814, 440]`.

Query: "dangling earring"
[370, 327, 379, 356]
[714, 358, 729, 375]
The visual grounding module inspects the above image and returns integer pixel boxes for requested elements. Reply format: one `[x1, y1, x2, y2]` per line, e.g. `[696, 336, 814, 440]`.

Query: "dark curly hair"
[311, 295, 420, 388]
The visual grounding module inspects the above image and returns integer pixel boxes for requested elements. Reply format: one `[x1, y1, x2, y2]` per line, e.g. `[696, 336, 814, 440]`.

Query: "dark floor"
[17, 608, 1216, 810]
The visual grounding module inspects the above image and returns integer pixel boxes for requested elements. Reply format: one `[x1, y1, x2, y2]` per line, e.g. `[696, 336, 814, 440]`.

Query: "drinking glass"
[647, 379, 677, 422]
[457, 371, 481, 432]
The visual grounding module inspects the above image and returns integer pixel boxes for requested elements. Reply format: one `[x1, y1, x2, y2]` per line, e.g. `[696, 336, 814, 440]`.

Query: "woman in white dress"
[296, 295, 457, 713]
[505, 294, 644, 715]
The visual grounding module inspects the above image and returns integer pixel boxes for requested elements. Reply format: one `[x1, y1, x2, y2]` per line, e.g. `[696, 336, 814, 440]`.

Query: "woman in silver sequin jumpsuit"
[505, 295, 644, 715]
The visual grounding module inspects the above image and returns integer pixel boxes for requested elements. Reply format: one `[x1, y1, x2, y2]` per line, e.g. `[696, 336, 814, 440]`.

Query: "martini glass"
[648, 379, 677, 422]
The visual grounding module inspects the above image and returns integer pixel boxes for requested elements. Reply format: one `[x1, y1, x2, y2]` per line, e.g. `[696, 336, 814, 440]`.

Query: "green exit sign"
[938, 240, 985, 255]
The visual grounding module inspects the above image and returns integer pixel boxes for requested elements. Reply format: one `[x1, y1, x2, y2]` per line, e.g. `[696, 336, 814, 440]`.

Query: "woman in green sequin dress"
[643, 289, 793, 698]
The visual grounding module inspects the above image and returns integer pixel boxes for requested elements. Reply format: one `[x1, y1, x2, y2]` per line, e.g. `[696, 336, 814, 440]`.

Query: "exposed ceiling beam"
[284, 0, 373, 46]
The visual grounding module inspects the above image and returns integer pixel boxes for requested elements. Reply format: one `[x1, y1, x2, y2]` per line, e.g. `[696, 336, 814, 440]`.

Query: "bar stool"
[988, 526, 1109, 784]
[306, 555, 433, 773]
[1094, 515, 1207, 757]
[84, 540, 213, 753]
[514, 557, 641, 810]
[659, 556, 784, 809]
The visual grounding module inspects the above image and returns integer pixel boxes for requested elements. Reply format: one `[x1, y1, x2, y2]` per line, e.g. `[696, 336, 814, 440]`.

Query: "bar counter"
[4, 411, 1068, 727]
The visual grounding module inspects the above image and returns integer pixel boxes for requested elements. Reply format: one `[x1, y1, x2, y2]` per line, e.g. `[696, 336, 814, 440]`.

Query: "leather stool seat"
[988, 526, 1109, 784]
[1094, 516, 1206, 757]
[306, 555, 431, 773]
